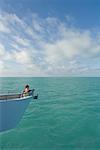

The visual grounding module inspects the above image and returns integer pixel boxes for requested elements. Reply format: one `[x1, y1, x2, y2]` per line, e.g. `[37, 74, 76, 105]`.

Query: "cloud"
[0, 11, 100, 76]
[0, 43, 6, 57]
[13, 36, 31, 47]
[0, 21, 10, 33]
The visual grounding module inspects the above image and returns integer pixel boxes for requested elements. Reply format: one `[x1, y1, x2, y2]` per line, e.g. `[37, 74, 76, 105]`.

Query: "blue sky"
[1, 0, 100, 28]
[0, 0, 100, 76]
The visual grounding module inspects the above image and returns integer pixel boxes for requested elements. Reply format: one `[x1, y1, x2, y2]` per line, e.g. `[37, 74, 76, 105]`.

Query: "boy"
[22, 85, 31, 97]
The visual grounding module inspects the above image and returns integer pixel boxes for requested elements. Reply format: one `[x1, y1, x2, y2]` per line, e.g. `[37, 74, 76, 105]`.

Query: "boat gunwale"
[0, 95, 32, 102]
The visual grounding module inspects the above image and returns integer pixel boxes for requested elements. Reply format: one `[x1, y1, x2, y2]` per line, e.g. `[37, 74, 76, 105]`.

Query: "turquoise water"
[0, 77, 100, 150]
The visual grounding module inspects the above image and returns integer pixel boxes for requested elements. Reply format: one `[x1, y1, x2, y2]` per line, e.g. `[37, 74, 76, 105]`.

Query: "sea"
[0, 77, 100, 150]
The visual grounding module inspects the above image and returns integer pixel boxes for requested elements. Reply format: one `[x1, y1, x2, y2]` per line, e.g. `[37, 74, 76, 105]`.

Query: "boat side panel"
[0, 97, 31, 132]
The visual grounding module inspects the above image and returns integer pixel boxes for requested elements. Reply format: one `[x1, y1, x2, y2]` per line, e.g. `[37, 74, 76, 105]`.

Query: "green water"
[0, 77, 100, 150]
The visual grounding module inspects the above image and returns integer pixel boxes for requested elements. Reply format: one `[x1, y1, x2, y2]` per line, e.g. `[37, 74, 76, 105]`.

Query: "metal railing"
[0, 89, 38, 100]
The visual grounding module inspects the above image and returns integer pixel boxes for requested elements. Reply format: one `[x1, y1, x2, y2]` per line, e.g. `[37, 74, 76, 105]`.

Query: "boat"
[0, 89, 38, 132]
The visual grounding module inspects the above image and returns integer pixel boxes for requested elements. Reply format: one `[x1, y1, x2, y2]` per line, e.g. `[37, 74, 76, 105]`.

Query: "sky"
[0, 0, 100, 77]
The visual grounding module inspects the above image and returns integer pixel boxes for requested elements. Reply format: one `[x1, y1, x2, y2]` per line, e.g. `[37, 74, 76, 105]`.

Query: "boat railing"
[0, 89, 37, 100]
[0, 94, 21, 100]
[0, 89, 22, 100]
[0, 90, 21, 95]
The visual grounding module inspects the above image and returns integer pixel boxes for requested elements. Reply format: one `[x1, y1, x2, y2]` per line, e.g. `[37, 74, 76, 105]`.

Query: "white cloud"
[13, 36, 30, 47]
[0, 11, 100, 76]
[13, 50, 32, 64]
[0, 43, 6, 57]
[0, 21, 10, 33]
[32, 20, 43, 32]
[0, 61, 5, 70]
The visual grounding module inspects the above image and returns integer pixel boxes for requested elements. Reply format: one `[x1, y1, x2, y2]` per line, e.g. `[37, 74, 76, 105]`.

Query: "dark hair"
[25, 84, 29, 88]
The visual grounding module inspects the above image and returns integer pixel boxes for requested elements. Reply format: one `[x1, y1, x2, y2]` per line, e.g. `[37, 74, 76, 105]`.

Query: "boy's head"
[25, 84, 29, 89]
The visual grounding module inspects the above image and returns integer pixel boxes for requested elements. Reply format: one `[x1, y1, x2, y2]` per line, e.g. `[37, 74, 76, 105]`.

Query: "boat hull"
[0, 96, 32, 132]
